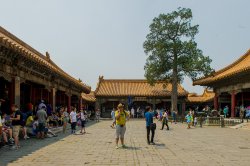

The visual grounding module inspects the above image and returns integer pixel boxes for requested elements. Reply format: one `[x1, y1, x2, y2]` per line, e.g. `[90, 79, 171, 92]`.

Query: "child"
[32, 117, 39, 137]
[185, 113, 191, 129]
[194, 117, 197, 127]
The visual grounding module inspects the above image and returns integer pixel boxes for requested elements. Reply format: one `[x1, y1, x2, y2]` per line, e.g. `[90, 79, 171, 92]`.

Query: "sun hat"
[117, 103, 124, 108]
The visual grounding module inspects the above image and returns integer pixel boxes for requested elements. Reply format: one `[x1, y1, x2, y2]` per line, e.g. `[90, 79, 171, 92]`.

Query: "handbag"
[150, 123, 156, 130]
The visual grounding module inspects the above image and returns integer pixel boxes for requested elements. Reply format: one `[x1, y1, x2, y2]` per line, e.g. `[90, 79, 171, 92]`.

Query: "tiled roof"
[82, 91, 96, 102]
[194, 49, 250, 86]
[95, 76, 188, 97]
[0, 26, 91, 93]
[187, 89, 215, 103]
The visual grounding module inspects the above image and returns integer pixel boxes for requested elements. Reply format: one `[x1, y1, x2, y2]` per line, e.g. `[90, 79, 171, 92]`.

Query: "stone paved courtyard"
[1, 120, 250, 166]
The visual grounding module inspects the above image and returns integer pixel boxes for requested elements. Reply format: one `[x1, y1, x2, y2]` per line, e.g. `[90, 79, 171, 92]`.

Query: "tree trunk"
[171, 53, 178, 115]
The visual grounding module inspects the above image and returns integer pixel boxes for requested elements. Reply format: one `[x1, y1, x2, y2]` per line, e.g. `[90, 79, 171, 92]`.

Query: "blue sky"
[1, 0, 249, 94]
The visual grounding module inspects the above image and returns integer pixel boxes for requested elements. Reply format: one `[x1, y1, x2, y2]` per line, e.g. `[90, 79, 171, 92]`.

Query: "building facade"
[94, 76, 188, 118]
[194, 49, 250, 117]
[0, 26, 91, 113]
[186, 89, 215, 111]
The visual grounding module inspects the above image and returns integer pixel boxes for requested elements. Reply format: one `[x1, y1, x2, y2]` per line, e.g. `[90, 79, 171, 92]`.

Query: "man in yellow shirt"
[115, 103, 129, 149]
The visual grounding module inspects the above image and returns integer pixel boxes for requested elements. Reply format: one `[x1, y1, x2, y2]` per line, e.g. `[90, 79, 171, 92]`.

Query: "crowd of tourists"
[0, 99, 90, 150]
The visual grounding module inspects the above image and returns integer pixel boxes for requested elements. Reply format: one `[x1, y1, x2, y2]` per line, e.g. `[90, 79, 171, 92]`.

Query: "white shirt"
[131, 108, 135, 114]
[80, 112, 86, 121]
[38, 103, 47, 110]
[70, 111, 77, 122]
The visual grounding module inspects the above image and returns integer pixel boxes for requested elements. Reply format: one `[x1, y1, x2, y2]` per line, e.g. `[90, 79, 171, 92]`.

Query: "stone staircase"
[230, 122, 250, 130]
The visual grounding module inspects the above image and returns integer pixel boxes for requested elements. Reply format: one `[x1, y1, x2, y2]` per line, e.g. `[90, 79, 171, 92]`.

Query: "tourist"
[161, 110, 169, 130]
[223, 106, 229, 118]
[50, 112, 59, 127]
[36, 105, 47, 139]
[10, 105, 21, 149]
[79, 109, 86, 134]
[185, 112, 192, 129]
[95, 109, 100, 122]
[70, 108, 77, 134]
[1, 113, 14, 146]
[38, 100, 47, 110]
[115, 103, 129, 149]
[240, 105, 245, 123]
[145, 106, 155, 145]
[137, 107, 140, 118]
[32, 117, 39, 136]
[172, 110, 177, 124]
[131, 107, 135, 118]
[62, 107, 69, 133]
[194, 117, 197, 127]
[20, 109, 30, 140]
[110, 108, 116, 128]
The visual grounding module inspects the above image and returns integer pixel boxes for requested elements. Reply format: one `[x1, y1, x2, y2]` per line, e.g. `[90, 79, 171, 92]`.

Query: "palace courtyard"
[1, 120, 250, 166]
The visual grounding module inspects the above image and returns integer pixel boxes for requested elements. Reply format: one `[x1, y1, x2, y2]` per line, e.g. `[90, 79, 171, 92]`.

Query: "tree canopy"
[143, 7, 213, 113]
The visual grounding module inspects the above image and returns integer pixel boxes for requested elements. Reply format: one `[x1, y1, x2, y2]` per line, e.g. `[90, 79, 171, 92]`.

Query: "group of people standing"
[111, 103, 176, 148]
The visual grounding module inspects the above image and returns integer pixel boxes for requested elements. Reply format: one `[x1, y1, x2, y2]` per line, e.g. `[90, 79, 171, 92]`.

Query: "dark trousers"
[71, 122, 76, 131]
[161, 119, 169, 130]
[146, 126, 155, 143]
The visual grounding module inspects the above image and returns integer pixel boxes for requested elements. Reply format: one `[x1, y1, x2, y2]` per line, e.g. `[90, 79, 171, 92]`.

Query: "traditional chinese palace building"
[82, 91, 96, 111]
[94, 76, 188, 117]
[193, 49, 250, 117]
[186, 89, 215, 109]
[0, 26, 91, 113]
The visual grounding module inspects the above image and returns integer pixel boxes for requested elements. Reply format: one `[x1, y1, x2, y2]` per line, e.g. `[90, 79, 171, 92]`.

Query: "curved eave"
[193, 67, 250, 86]
[95, 93, 188, 98]
[0, 27, 91, 93]
[194, 49, 250, 86]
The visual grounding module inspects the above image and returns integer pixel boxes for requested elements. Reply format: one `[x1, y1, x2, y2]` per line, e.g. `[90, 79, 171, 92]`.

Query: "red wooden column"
[79, 95, 83, 110]
[12, 76, 20, 107]
[231, 91, 236, 118]
[50, 88, 56, 112]
[67, 94, 72, 113]
[9, 79, 14, 106]
[214, 94, 219, 110]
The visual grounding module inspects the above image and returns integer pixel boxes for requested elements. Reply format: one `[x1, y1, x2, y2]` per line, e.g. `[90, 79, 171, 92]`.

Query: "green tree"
[143, 7, 213, 114]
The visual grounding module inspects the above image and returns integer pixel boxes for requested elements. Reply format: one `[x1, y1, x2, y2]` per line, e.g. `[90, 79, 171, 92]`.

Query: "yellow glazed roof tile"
[82, 91, 96, 102]
[194, 49, 250, 86]
[187, 89, 215, 103]
[95, 77, 188, 97]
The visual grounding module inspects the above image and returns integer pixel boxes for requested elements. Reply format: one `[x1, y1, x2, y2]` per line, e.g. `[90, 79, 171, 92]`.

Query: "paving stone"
[1, 120, 250, 165]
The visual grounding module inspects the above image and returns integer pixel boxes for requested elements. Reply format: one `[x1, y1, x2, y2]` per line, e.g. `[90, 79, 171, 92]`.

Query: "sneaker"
[151, 142, 155, 145]
[115, 145, 119, 149]
[121, 144, 126, 148]
[24, 135, 30, 140]
[11, 145, 19, 150]
[9, 138, 14, 142]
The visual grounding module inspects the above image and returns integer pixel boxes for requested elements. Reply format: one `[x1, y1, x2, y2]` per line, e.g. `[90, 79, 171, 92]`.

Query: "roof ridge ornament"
[45, 51, 50, 62]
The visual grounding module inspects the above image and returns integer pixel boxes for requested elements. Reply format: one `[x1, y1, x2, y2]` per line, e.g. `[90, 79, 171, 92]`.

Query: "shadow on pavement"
[0, 120, 96, 166]
[123, 146, 142, 150]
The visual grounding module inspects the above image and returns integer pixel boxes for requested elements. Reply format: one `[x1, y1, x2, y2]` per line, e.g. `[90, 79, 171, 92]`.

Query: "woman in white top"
[70, 108, 77, 134]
